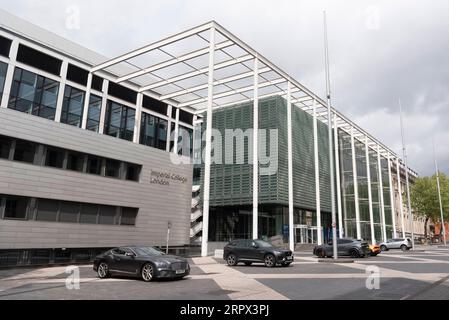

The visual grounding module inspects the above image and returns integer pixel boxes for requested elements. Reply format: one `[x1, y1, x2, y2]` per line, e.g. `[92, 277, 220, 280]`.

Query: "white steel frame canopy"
[91, 21, 417, 256]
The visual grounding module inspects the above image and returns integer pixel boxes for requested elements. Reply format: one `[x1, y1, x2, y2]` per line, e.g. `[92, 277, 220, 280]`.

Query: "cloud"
[1, 0, 448, 176]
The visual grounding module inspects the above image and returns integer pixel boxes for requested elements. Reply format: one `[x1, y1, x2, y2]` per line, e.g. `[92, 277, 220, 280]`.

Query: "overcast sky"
[1, 0, 448, 176]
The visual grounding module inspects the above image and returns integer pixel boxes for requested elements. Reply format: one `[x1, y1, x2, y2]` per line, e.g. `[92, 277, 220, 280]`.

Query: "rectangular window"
[107, 82, 137, 104]
[13, 140, 36, 163]
[142, 95, 167, 115]
[0, 36, 12, 58]
[80, 203, 98, 224]
[0, 135, 12, 159]
[98, 205, 116, 225]
[140, 112, 167, 151]
[67, 152, 85, 172]
[66, 64, 88, 86]
[0, 62, 7, 104]
[61, 86, 85, 127]
[59, 201, 80, 223]
[87, 155, 102, 175]
[16, 44, 62, 76]
[45, 147, 65, 169]
[91, 75, 104, 92]
[179, 126, 193, 157]
[105, 159, 121, 178]
[8, 68, 59, 120]
[36, 199, 59, 222]
[125, 163, 141, 182]
[4, 196, 29, 219]
[120, 208, 138, 226]
[104, 101, 135, 141]
[86, 95, 102, 132]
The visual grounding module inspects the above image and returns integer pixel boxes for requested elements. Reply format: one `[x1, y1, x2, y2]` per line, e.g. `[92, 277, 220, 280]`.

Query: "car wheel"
[316, 249, 325, 258]
[141, 263, 154, 282]
[264, 254, 276, 268]
[350, 250, 360, 258]
[380, 245, 388, 252]
[227, 254, 238, 266]
[244, 262, 252, 266]
[97, 262, 110, 279]
[400, 245, 408, 252]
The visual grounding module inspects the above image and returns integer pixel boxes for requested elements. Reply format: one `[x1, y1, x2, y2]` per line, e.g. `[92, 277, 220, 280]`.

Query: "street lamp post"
[324, 11, 338, 259]
[399, 100, 415, 250]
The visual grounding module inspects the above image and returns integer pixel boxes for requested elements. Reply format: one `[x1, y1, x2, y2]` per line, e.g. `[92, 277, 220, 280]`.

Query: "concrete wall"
[0, 107, 193, 249]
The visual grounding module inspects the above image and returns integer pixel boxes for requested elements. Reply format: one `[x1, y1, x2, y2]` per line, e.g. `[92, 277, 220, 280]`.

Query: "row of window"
[0, 61, 7, 104]
[4, 66, 194, 153]
[0, 194, 138, 226]
[0, 36, 194, 122]
[0, 134, 141, 182]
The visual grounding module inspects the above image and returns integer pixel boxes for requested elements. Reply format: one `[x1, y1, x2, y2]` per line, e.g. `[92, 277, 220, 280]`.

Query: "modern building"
[0, 10, 194, 266]
[0, 9, 423, 264]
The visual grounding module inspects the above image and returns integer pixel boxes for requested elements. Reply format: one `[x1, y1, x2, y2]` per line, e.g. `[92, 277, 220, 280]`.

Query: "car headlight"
[154, 261, 170, 268]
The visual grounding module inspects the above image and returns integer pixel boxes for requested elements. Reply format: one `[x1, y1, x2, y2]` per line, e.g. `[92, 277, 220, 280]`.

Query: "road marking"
[193, 257, 288, 300]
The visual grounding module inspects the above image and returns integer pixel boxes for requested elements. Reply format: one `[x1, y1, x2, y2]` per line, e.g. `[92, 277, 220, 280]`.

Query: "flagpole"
[399, 99, 415, 250]
[323, 11, 338, 259]
[433, 138, 447, 245]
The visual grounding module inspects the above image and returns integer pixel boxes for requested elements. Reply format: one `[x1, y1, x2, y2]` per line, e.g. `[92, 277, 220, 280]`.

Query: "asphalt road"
[1, 246, 448, 300]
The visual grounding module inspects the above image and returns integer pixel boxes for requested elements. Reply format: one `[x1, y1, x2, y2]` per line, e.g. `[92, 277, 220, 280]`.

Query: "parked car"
[369, 244, 381, 256]
[379, 238, 412, 252]
[223, 239, 294, 268]
[313, 238, 370, 258]
[93, 246, 190, 282]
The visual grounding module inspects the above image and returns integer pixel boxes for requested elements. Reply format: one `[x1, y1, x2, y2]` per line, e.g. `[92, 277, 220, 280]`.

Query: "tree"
[410, 172, 449, 242]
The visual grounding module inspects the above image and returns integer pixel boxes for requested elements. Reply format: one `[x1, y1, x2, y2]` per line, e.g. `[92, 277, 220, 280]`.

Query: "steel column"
[287, 81, 294, 251]
[313, 100, 322, 245]
[351, 127, 361, 239]
[0, 39, 19, 109]
[252, 56, 259, 240]
[201, 27, 215, 257]
[388, 153, 398, 238]
[366, 136, 375, 244]
[377, 146, 387, 242]
[396, 159, 406, 238]
[334, 113, 343, 238]
[81, 73, 92, 130]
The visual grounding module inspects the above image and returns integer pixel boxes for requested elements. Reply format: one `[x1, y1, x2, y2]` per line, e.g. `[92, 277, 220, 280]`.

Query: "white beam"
[1, 39, 19, 108]
[140, 54, 254, 92]
[397, 158, 406, 238]
[160, 67, 270, 100]
[334, 113, 343, 238]
[351, 127, 362, 239]
[201, 27, 215, 257]
[54, 60, 68, 123]
[178, 78, 286, 108]
[313, 100, 322, 245]
[81, 73, 93, 130]
[252, 56, 259, 240]
[91, 22, 215, 72]
[287, 81, 294, 251]
[366, 136, 375, 244]
[116, 40, 234, 83]
[173, 108, 180, 154]
[388, 153, 398, 238]
[378, 145, 387, 242]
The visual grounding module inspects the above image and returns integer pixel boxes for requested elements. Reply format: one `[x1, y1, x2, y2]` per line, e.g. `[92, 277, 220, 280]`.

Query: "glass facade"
[104, 100, 135, 141]
[381, 157, 394, 239]
[369, 150, 382, 241]
[355, 138, 371, 241]
[61, 86, 85, 127]
[339, 129, 357, 238]
[179, 125, 193, 157]
[86, 94, 102, 132]
[0, 61, 7, 104]
[8, 67, 59, 120]
[139, 111, 168, 151]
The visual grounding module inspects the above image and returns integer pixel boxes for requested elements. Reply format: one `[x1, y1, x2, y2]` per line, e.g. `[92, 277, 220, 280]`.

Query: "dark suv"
[313, 238, 370, 258]
[223, 239, 294, 267]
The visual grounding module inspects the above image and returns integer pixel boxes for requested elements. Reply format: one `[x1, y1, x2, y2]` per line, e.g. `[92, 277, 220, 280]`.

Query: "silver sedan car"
[379, 238, 412, 252]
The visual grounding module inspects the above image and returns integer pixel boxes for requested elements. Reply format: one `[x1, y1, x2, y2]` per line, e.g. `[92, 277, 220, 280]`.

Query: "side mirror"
[252, 244, 259, 249]
[125, 252, 135, 257]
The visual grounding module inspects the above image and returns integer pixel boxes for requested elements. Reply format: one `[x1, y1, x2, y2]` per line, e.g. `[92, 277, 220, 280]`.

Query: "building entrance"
[294, 225, 317, 244]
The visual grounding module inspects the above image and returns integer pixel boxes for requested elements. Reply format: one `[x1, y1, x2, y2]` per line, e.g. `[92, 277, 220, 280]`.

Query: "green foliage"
[410, 172, 449, 221]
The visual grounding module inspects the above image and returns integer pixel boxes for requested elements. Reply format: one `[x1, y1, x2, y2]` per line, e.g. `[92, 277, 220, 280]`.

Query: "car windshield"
[133, 247, 165, 256]
[254, 240, 273, 248]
